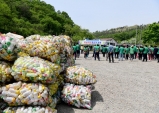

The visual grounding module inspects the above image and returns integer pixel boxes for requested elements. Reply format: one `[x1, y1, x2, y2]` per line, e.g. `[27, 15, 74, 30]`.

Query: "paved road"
[57, 53, 159, 113]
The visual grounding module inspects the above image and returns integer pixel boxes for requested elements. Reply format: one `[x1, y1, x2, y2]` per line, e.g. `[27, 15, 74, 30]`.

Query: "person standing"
[84, 46, 88, 58]
[94, 44, 100, 61]
[130, 45, 134, 61]
[102, 45, 106, 57]
[92, 45, 95, 57]
[143, 45, 149, 62]
[105, 45, 109, 61]
[154, 46, 158, 60]
[118, 45, 124, 61]
[125, 45, 129, 60]
[72, 44, 77, 60]
[108, 44, 114, 63]
[150, 45, 154, 60]
[133, 45, 137, 59]
[115, 46, 119, 58]
[80, 45, 84, 54]
[157, 46, 159, 63]
[76, 43, 80, 58]
[148, 46, 151, 60]
[138, 46, 143, 60]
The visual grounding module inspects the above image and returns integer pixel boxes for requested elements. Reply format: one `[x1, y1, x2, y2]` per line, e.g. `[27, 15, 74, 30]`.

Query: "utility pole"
[135, 27, 137, 46]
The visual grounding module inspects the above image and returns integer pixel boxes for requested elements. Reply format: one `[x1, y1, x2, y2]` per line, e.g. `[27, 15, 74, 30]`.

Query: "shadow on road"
[57, 103, 75, 113]
[91, 90, 104, 108]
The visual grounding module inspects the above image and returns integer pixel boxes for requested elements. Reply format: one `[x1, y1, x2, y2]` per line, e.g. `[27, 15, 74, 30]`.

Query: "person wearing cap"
[143, 45, 149, 62]
[130, 45, 134, 61]
[94, 44, 100, 61]
[108, 44, 114, 63]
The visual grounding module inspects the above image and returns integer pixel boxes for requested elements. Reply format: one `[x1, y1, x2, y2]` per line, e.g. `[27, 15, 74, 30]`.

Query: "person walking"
[130, 45, 134, 61]
[94, 44, 100, 61]
[118, 45, 124, 61]
[143, 45, 149, 62]
[108, 44, 114, 63]
[125, 45, 129, 60]
[72, 44, 77, 60]
[76, 43, 80, 58]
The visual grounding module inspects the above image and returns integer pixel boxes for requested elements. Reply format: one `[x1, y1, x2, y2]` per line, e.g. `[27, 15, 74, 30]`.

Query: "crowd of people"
[72, 43, 159, 63]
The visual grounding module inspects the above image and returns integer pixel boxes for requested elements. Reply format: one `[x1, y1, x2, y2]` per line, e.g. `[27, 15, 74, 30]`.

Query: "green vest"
[119, 47, 124, 54]
[130, 47, 134, 54]
[125, 47, 129, 54]
[73, 46, 77, 52]
[76, 44, 80, 51]
[143, 47, 148, 54]
[94, 46, 100, 52]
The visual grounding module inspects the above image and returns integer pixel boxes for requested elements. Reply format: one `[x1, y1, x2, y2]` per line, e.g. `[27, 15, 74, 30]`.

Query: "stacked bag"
[0, 33, 74, 113]
[0, 32, 97, 112]
[61, 66, 97, 109]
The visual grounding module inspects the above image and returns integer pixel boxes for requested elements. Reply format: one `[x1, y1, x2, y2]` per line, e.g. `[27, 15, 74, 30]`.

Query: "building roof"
[100, 38, 115, 41]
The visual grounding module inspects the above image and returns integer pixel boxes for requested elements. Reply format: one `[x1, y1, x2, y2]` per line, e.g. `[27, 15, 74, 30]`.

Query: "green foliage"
[0, 0, 93, 42]
[142, 23, 159, 45]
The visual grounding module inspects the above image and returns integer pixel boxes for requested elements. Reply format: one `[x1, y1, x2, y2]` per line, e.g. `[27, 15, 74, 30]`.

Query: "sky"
[43, 0, 159, 32]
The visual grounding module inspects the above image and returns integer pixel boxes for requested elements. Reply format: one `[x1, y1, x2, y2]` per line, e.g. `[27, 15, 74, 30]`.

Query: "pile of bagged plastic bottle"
[0, 32, 97, 113]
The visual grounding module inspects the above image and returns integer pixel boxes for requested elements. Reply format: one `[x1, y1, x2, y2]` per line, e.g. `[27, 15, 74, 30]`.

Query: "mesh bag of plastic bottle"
[0, 35, 20, 61]
[3, 106, 57, 113]
[65, 66, 97, 85]
[11, 56, 61, 84]
[0, 82, 54, 107]
[61, 83, 92, 109]
[0, 61, 13, 83]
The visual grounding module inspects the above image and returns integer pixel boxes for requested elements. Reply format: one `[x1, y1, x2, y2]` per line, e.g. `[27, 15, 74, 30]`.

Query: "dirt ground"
[57, 53, 159, 113]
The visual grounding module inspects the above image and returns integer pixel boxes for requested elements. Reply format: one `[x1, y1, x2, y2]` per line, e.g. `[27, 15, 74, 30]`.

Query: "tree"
[142, 23, 159, 44]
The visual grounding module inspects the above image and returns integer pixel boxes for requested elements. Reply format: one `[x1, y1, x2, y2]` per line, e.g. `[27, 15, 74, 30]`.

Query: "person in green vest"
[150, 45, 154, 60]
[133, 45, 137, 59]
[157, 46, 159, 63]
[84, 46, 88, 58]
[143, 45, 149, 62]
[94, 44, 100, 61]
[76, 43, 80, 58]
[125, 45, 129, 60]
[102, 45, 106, 57]
[115, 46, 119, 58]
[118, 45, 124, 61]
[92, 45, 96, 57]
[138, 46, 143, 60]
[130, 45, 134, 61]
[72, 44, 77, 60]
[105, 45, 109, 61]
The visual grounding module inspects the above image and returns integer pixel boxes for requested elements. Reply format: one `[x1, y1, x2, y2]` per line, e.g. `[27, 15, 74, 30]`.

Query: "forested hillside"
[0, 0, 93, 42]
[93, 22, 159, 45]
